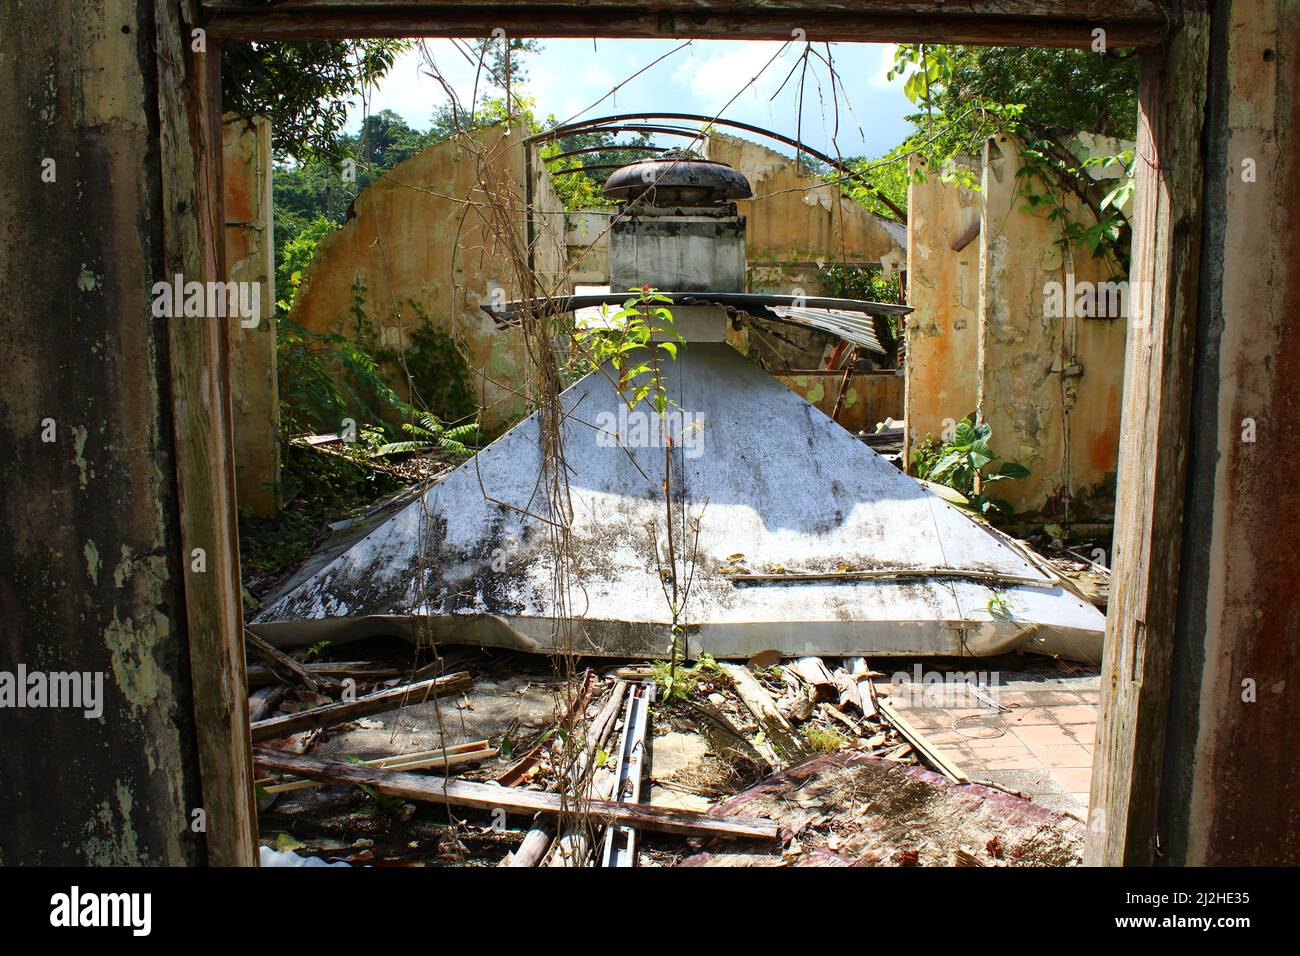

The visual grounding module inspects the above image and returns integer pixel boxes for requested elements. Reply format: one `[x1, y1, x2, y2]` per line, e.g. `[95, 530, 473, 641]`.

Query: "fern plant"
[372, 411, 480, 457]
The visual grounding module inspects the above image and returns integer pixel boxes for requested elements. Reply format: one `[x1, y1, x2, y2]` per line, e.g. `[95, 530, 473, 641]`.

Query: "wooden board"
[1085, 15, 1210, 866]
[201, 1, 1168, 47]
[253, 748, 779, 841]
[250, 672, 471, 742]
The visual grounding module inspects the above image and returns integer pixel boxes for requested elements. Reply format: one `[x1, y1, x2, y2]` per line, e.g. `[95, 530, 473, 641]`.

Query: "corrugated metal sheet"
[766, 305, 885, 356]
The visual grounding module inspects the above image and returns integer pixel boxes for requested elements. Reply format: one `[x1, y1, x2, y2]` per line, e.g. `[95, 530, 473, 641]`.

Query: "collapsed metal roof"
[252, 333, 1104, 662]
[486, 291, 906, 357]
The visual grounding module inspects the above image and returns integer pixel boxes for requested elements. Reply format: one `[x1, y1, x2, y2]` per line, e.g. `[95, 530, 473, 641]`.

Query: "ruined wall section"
[290, 125, 569, 433]
[707, 133, 907, 297]
[904, 154, 981, 460]
[977, 134, 1128, 524]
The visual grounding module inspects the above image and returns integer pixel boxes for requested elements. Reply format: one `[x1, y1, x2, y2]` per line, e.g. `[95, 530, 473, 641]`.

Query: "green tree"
[222, 40, 411, 160]
[846, 45, 1139, 267]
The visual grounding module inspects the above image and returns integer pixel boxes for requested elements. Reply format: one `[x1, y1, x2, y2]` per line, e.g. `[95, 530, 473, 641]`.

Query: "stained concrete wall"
[977, 134, 1128, 523]
[0, 0, 208, 865]
[707, 133, 907, 296]
[290, 124, 569, 433]
[1156, 0, 1300, 865]
[904, 154, 981, 460]
[223, 115, 281, 517]
[905, 136, 1129, 524]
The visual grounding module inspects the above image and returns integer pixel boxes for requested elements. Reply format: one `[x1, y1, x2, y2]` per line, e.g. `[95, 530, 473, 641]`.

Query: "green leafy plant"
[574, 286, 684, 416]
[926, 414, 1030, 516]
[372, 411, 480, 458]
[652, 653, 722, 703]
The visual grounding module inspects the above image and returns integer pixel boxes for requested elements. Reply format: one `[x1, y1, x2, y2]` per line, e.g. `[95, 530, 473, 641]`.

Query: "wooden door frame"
[181, 1, 1206, 866]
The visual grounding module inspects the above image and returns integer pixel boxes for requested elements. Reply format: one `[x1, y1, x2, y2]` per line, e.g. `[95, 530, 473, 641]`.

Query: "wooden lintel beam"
[201, 6, 1168, 48]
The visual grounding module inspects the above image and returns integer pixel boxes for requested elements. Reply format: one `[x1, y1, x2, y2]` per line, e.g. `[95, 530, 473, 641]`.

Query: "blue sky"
[350, 39, 917, 161]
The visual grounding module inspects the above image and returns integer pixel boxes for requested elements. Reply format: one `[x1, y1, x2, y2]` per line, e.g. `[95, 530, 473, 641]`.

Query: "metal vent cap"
[603, 153, 752, 205]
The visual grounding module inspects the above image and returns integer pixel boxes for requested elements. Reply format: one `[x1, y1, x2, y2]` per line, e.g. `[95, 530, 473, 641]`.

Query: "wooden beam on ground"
[496, 670, 596, 789]
[247, 660, 401, 689]
[243, 628, 336, 693]
[846, 657, 880, 719]
[259, 741, 496, 794]
[253, 749, 779, 841]
[250, 672, 471, 742]
[877, 699, 969, 784]
[790, 657, 837, 702]
[721, 663, 807, 767]
[201, 2, 1169, 47]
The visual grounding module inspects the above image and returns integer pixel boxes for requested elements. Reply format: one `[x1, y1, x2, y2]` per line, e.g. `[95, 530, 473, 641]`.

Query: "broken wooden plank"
[846, 657, 880, 719]
[547, 680, 634, 867]
[832, 669, 865, 714]
[248, 685, 289, 723]
[496, 670, 595, 789]
[790, 657, 837, 702]
[247, 660, 400, 690]
[721, 663, 807, 768]
[253, 748, 778, 841]
[244, 627, 336, 694]
[250, 672, 471, 743]
[506, 827, 552, 867]
[505, 674, 614, 866]
[877, 699, 969, 784]
[258, 740, 496, 794]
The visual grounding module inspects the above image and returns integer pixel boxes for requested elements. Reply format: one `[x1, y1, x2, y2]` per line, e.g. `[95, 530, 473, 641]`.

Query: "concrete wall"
[707, 133, 907, 296]
[290, 124, 568, 433]
[977, 134, 1128, 523]
[904, 154, 981, 459]
[905, 136, 1129, 524]
[564, 210, 611, 284]
[222, 115, 280, 517]
[1155, 0, 1300, 865]
[0, 0, 225, 865]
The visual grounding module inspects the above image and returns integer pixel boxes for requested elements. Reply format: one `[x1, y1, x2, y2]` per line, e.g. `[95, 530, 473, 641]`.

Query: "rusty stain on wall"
[906, 134, 1128, 524]
[222, 114, 281, 516]
[290, 124, 569, 433]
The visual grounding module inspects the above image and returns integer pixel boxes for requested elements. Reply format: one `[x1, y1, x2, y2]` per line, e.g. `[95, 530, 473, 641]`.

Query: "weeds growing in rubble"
[805, 725, 848, 754]
[652, 652, 723, 703]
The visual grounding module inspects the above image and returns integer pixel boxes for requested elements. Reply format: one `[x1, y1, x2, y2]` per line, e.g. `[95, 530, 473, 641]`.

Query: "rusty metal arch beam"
[529, 112, 906, 220]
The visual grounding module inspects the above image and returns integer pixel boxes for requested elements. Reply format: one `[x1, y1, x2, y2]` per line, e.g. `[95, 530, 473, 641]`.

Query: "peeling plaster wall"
[223, 114, 280, 517]
[977, 134, 1128, 523]
[0, 0, 204, 865]
[904, 154, 981, 460]
[290, 125, 569, 432]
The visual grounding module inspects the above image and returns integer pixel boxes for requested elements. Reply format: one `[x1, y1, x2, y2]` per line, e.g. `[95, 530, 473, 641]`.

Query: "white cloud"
[869, 44, 901, 89]
[672, 42, 797, 110]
